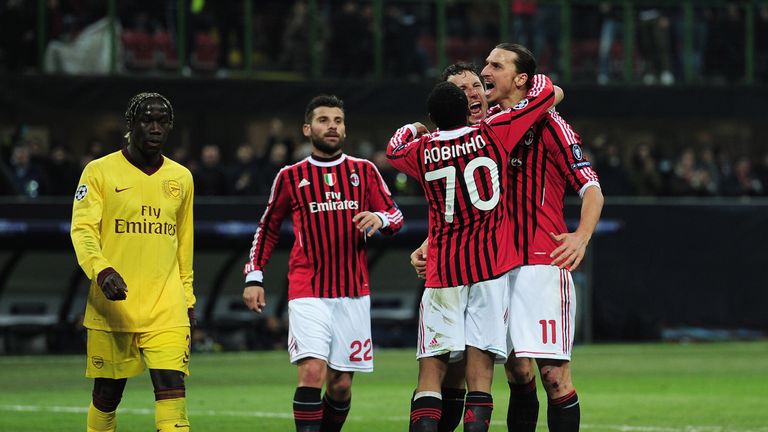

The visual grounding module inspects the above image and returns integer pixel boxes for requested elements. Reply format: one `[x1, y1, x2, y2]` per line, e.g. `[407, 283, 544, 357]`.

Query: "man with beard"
[412, 45, 603, 432]
[389, 75, 558, 432]
[242, 94, 403, 432]
[71, 92, 196, 432]
[482, 43, 602, 432]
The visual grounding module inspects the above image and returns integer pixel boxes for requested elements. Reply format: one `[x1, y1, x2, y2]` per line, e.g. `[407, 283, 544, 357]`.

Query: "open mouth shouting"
[484, 80, 496, 98]
[469, 101, 482, 117]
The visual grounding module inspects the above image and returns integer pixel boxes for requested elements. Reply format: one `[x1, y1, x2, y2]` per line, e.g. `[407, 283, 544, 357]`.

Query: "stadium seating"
[191, 31, 220, 72]
[122, 29, 155, 71]
[153, 29, 179, 70]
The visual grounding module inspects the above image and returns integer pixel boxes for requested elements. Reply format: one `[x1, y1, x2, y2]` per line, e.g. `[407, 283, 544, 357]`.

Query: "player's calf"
[506, 377, 539, 432]
[88, 378, 127, 432]
[438, 387, 465, 432]
[547, 390, 580, 432]
[410, 391, 442, 432]
[294, 386, 323, 432]
[150, 369, 189, 431]
[321, 392, 351, 432]
[462, 391, 492, 432]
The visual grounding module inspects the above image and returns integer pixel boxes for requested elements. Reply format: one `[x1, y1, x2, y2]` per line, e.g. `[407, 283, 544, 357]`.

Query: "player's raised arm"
[484, 73, 555, 152]
[386, 123, 429, 178]
[553, 85, 564, 107]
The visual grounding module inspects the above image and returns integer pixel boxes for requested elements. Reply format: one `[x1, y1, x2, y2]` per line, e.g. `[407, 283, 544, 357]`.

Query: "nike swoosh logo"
[115, 186, 132, 193]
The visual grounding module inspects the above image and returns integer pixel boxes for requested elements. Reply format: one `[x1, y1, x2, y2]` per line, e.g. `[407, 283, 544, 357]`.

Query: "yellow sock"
[87, 402, 116, 432]
[155, 397, 190, 431]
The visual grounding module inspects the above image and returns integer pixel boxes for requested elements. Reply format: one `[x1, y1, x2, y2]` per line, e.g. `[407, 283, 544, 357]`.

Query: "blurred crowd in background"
[1, 0, 767, 83]
[2, 0, 768, 199]
[2, 116, 768, 199]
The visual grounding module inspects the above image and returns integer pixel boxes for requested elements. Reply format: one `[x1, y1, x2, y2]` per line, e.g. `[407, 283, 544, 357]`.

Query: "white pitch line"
[1, 405, 766, 432]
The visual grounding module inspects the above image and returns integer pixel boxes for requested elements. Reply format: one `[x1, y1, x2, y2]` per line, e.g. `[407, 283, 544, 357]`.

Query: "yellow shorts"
[86, 327, 190, 379]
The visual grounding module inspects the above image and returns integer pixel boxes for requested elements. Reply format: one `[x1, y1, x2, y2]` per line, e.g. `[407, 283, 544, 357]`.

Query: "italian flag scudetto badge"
[323, 173, 336, 186]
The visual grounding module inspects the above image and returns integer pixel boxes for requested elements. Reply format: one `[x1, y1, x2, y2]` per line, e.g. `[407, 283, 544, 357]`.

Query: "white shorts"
[507, 265, 576, 360]
[417, 273, 510, 362]
[287, 296, 373, 372]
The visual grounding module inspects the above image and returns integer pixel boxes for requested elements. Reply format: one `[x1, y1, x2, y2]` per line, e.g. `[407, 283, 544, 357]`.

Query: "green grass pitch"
[1, 341, 766, 431]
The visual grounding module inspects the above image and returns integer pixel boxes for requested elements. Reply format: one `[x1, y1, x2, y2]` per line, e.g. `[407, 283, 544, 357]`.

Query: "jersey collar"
[432, 126, 475, 141]
[308, 153, 346, 167]
[121, 147, 164, 175]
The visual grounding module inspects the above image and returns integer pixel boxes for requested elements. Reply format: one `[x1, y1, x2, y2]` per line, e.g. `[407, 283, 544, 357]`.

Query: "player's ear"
[516, 73, 529, 87]
[302, 123, 311, 138]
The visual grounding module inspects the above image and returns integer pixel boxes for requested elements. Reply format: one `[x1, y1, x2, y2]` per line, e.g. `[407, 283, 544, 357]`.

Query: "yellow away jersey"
[71, 149, 195, 332]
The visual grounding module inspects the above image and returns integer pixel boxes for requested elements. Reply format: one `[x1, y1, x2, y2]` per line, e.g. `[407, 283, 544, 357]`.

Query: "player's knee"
[327, 371, 353, 398]
[150, 369, 185, 390]
[539, 365, 572, 397]
[505, 358, 535, 384]
[298, 361, 326, 387]
[92, 378, 127, 412]
[150, 369, 186, 400]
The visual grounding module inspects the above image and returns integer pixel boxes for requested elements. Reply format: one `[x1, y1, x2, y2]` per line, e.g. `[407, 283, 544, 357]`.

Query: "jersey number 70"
[424, 156, 500, 223]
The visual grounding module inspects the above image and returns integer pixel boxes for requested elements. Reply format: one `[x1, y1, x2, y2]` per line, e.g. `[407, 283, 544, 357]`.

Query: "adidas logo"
[299, 178, 310, 188]
[429, 337, 439, 347]
[464, 408, 476, 423]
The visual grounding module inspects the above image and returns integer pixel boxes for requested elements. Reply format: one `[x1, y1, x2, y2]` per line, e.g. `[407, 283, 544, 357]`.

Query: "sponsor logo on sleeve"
[571, 161, 592, 169]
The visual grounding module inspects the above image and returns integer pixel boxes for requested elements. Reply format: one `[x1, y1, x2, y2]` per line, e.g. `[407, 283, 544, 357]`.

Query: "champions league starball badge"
[74, 184, 88, 201]
[571, 144, 583, 160]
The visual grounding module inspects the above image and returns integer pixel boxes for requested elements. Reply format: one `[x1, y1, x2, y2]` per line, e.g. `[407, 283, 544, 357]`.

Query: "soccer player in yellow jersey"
[71, 92, 195, 432]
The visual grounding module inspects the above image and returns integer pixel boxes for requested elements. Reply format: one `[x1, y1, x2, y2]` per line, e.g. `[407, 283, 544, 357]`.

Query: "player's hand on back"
[243, 284, 266, 313]
[412, 122, 430, 136]
[352, 212, 384, 237]
[549, 231, 589, 271]
[100, 272, 128, 301]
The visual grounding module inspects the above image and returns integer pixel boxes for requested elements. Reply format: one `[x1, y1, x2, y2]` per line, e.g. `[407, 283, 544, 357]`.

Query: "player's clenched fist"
[352, 211, 384, 237]
[243, 284, 266, 313]
[99, 272, 128, 301]
[409, 240, 428, 279]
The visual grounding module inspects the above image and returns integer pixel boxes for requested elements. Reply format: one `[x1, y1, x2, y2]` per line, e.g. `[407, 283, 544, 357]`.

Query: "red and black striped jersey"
[508, 110, 601, 265]
[387, 75, 555, 288]
[243, 153, 403, 300]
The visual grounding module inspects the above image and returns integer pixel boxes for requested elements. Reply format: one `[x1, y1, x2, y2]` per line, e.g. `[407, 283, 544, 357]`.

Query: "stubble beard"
[311, 135, 343, 155]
